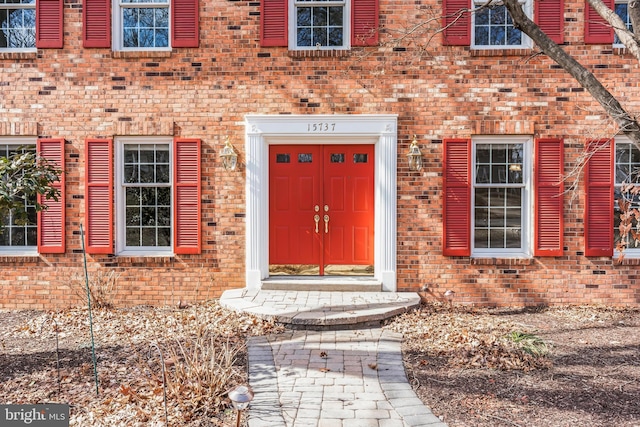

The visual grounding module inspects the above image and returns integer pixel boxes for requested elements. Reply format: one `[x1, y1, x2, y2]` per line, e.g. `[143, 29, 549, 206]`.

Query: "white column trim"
[245, 115, 398, 291]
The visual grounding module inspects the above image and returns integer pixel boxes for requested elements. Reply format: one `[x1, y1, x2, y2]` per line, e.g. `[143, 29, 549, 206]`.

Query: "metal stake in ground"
[80, 223, 99, 396]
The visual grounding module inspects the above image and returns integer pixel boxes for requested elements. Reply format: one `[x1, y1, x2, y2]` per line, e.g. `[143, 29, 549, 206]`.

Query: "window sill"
[288, 49, 351, 58]
[112, 51, 172, 59]
[471, 257, 534, 266]
[470, 48, 534, 57]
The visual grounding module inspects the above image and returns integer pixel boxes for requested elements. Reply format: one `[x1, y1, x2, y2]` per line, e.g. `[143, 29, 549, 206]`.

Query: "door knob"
[324, 214, 329, 233]
[314, 214, 320, 233]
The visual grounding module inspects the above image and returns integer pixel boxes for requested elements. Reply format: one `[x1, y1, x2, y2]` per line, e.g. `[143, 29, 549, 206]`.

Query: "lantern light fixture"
[220, 136, 238, 171]
[407, 134, 423, 172]
[228, 385, 254, 427]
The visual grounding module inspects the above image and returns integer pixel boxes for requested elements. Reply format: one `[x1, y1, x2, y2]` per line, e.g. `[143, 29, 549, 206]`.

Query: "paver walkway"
[222, 289, 447, 426]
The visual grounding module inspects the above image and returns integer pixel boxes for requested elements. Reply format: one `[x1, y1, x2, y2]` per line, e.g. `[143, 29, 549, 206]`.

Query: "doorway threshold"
[261, 276, 382, 292]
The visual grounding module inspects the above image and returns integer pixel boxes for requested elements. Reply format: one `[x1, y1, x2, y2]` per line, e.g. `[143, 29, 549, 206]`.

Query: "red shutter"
[36, 0, 64, 48]
[83, 0, 111, 48]
[584, 139, 614, 256]
[534, 138, 564, 256]
[536, 0, 564, 44]
[37, 139, 65, 253]
[443, 139, 471, 256]
[585, 0, 614, 44]
[261, 0, 288, 47]
[442, 0, 471, 46]
[172, 0, 199, 48]
[174, 138, 201, 254]
[85, 139, 113, 254]
[352, 0, 379, 46]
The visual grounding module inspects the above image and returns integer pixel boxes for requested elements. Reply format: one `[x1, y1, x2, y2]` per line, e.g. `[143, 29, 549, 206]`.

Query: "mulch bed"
[2, 301, 639, 426]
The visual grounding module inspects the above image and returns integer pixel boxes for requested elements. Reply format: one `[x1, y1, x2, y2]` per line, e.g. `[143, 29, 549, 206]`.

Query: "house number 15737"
[307, 122, 336, 132]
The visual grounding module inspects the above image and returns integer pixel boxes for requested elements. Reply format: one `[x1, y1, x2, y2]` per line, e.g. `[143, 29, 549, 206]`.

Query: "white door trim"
[244, 114, 398, 291]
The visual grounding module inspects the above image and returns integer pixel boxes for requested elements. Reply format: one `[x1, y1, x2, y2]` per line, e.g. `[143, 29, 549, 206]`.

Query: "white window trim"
[471, 136, 532, 258]
[613, 0, 631, 48]
[471, 0, 533, 50]
[0, 137, 38, 255]
[112, 0, 172, 52]
[288, 0, 351, 51]
[0, 2, 37, 53]
[613, 135, 640, 258]
[115, 136, 173, 256]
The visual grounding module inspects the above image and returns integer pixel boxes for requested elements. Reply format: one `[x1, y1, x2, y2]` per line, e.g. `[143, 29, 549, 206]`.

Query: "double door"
[269, 144, 374, 276]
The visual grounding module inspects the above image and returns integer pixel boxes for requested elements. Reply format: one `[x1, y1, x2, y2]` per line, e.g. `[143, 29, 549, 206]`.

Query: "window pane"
[0, 8, 35, 48]
[121, 6, 169, 48]
[296, 4, 344, 47]
[473, 142, 525, 251]
[122, 142, 171, 249]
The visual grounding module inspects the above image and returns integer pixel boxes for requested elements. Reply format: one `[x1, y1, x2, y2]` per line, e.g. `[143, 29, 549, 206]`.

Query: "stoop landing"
[219, 288, 421, 328]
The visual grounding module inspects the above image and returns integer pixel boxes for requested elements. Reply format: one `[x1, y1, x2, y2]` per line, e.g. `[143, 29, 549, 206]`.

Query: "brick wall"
[1, 0, 639, 308]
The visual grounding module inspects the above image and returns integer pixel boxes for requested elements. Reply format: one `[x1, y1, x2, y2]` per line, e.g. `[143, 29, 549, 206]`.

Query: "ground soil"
[1, 302, 639, 426]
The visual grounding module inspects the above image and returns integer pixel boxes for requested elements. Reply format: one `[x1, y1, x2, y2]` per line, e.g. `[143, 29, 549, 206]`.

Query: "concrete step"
[220, 289, 421, 329]
[261, 276, 382, 292]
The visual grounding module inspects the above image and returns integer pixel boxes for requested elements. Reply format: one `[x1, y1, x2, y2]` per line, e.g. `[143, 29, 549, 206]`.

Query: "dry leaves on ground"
[0, 301, 284, 426]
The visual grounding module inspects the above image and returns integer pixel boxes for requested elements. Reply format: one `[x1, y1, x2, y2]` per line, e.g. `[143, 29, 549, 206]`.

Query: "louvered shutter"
[36, 0, 64, 48]
[536, 0, 564, 44]
[585, 0, 614, 44]
[352, 0, 379, 46]
[83, 0, 111, 48]
[85, 139, 113, 254]
[584, 139, 614, 256]
[443, 139, 471, 256]
[37, 139, 65, 253]
[442, 0, 471, 46]
[534, 138, 564, 256]
[261, 0, 288, 47]
[172, 0, 199, 47]
[174, 138, 201, 254]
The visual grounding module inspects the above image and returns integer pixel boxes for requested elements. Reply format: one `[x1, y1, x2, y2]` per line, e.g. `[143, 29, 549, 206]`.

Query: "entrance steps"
[219, 288, 421, 329]
[261, 276, 382, 292]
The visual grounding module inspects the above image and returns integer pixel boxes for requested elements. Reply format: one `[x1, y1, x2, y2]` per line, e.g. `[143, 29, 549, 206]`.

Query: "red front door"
[269, 145, 374, 275]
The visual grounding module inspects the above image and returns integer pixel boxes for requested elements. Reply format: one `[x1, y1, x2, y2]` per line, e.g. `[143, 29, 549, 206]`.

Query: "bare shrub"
[71, 269, 120, 309]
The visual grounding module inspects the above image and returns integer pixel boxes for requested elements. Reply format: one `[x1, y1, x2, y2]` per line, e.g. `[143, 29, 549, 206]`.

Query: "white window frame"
[0, 137, 38, 256]
[0, 0, 36, 52]
[115, 136, 173, 256]
[613, 136, 640, 258]
[471, 0, 533, 49]
[614, 0, 633, 47]
[471, 136, 532, 258]
[288, 0, 351, 50]
[112, 0, 171, 52]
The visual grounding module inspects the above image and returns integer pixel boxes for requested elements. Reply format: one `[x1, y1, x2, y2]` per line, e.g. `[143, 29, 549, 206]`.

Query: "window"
[614, 1, 633, 45]
[0, 0, 35, 50]
[0, 143, 37, 254]
[614, 137, 640, 254]
[114, 0, 169, 50]
[87, 137, 200, 255]
[0, 138, 65, 255]
[116, 138, 172, 254]
[291, 0, 348, 49]
[472, 0, 532, 48]
[261, 0, 378, 48]
[472, 137, 530, 256]
[84, 0, 198, 49]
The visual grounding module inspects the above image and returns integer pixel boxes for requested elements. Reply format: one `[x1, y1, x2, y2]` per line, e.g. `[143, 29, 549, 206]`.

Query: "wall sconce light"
[229, 385, 254, 427]
[220, 136, 238, 171]
[407, 134, 423, 171]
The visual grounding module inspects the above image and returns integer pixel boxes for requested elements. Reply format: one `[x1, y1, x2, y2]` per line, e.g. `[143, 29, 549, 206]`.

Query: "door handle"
[324, 214, 329, 233]
[314, 214, 320, 233]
